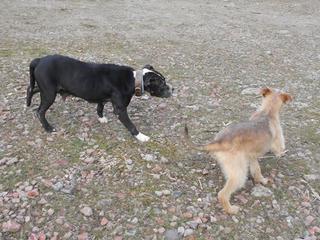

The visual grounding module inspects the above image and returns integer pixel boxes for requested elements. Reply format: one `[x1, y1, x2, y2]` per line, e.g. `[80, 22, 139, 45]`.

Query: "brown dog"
[184, 87, 292, 214]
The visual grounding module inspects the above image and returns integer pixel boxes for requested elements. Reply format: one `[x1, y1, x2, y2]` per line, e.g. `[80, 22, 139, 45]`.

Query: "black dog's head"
[142, 65, 173, 98]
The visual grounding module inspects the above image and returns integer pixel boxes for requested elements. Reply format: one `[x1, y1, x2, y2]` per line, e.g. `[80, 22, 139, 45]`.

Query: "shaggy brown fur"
[184, 87, 292, 214]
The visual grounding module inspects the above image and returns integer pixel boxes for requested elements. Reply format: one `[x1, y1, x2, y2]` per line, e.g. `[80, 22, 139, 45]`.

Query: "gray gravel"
[1, 0, 320, 239]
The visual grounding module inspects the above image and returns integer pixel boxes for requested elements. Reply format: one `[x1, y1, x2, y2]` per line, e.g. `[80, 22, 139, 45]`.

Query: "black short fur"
[26, 54, 172, 136]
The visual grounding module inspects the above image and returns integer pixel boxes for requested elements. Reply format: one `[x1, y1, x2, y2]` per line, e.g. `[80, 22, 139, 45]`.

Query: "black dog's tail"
[26, 58, 40, 106]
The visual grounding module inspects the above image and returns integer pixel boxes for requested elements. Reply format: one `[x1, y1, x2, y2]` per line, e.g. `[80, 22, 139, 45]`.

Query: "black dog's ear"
[143, 64, 154, 70]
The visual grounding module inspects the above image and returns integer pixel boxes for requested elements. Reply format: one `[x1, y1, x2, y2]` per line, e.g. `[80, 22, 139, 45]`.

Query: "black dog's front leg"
[117, 108, 138, 136]
[115, 107, 150, 142]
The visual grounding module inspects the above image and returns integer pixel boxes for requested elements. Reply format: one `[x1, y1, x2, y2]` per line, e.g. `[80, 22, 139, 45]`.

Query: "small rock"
[164, 229, 179, 240]
[251, 185, 273, 197]
[100, 217, 109, 226]
[80, 206, 93, 217]
[2, 220, 21, 232]
[224, 227, 232, 234]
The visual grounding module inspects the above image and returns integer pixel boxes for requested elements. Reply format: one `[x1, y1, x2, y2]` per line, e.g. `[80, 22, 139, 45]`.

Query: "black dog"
[26, 55, 172, 142]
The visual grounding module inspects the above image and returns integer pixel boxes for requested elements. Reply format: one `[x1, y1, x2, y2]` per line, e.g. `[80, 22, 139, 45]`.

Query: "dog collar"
[134, 70, 144, 96]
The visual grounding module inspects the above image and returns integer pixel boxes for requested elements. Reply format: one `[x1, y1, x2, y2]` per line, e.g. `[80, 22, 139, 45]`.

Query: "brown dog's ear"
[260, 87, 272, 97]
[280, 93, 292, 104]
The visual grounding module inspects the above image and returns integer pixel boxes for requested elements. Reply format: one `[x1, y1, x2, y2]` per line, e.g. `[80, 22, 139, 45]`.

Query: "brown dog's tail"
[184, 124, 227, 152]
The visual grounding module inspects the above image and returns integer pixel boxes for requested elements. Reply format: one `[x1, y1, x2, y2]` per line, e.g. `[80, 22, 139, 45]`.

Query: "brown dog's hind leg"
[249, 158, 268, 185]
[217, 154, 248, 214]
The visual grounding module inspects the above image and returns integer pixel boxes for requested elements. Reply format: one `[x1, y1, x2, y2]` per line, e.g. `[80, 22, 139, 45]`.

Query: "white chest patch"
[135, 132, 150, 142]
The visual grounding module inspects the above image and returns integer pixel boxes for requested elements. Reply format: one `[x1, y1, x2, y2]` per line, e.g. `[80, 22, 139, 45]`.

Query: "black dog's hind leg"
[27, 58, 40, 106]
[37, 92, 57, 132]
[97, 102, 108, 123]
[97, 102, 104, 118]
[27, 87, 40, 106]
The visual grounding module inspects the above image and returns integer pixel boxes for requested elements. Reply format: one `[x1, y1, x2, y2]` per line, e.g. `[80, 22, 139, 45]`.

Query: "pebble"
[251, 185, 273, 197]
[80, 206, 93, 217]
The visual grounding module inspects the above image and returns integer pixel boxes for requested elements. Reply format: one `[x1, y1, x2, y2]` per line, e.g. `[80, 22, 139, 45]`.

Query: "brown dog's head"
[260, 87, 292, 113]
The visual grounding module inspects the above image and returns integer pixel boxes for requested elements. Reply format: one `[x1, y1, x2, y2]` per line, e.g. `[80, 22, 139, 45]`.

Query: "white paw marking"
[135, 132, 150, 142]
[98, 117, 108, 123]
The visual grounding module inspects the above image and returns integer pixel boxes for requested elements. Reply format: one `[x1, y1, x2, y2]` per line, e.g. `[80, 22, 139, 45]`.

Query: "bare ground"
[0, 0, 319, 239]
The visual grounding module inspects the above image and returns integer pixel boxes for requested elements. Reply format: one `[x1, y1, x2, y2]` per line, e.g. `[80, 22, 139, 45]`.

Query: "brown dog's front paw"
[275, 149, 287, 158]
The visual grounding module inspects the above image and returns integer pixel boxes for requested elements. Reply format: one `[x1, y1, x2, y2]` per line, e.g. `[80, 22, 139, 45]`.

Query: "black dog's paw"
[45, 126, 56, 133]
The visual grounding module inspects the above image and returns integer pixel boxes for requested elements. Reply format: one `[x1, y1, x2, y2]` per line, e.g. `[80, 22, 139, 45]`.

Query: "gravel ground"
[0, 0, 319, 239]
